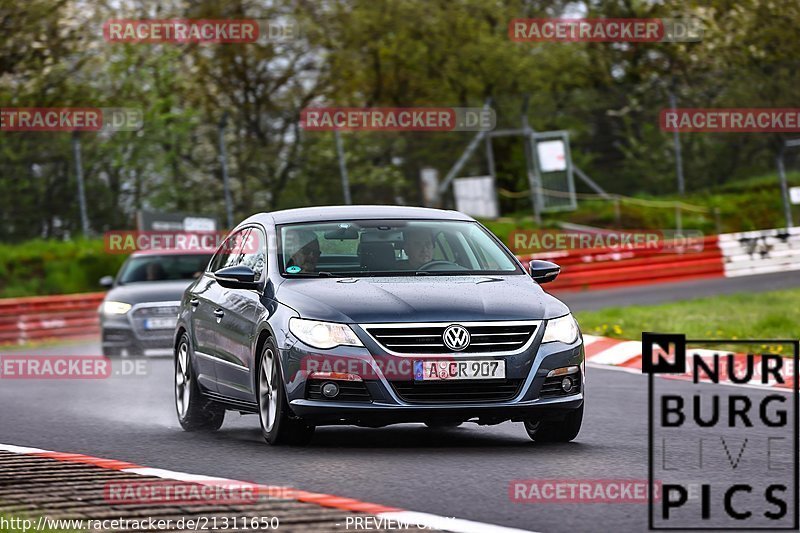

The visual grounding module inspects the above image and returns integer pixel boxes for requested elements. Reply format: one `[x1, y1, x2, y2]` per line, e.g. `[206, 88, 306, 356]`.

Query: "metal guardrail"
[519, 234, 725, 292]
[718, 227, 800, 277]
[0, 292, 104, 345]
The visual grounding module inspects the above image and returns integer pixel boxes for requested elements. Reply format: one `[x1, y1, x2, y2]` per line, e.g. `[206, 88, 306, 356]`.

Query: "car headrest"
[358, 241, 396, 271]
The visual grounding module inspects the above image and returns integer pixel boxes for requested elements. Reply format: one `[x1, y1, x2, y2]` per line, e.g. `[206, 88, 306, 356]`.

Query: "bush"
[0, 239, 126, 298]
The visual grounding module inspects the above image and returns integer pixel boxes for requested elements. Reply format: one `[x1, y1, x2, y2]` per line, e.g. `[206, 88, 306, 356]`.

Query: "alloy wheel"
[259, 348, 279, 432]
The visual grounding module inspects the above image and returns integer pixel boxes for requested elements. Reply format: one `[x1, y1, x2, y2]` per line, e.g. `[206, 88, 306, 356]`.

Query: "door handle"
[190, 298, 200, 308]
[213, 309, 225, 319]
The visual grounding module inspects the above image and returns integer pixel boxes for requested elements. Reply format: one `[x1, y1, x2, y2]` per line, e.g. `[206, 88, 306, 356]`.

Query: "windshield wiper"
[414, 270, 431, 276]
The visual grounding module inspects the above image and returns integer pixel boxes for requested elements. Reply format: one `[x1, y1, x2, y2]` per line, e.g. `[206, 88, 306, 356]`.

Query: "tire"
[174, 333, 225, 431]
[257, 338, 315, 446]
[524, 404, 583, 443]
[424, 421, 463, 428]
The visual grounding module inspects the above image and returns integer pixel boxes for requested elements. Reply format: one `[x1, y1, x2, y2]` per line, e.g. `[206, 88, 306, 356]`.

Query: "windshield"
[117, 254, 212, 284]
[278, 220, 521, 277]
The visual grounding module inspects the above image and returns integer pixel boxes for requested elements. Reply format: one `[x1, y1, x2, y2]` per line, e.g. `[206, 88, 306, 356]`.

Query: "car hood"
[276, 275, 569, 323]
[104, 280, 192, 305]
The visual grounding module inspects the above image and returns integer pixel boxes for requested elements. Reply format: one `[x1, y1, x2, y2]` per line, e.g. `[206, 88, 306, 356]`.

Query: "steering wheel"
[417, 260, 460, 271]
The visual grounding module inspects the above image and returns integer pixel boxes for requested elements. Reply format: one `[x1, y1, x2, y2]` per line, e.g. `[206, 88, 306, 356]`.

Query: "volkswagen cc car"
[174, 206, 584, 445]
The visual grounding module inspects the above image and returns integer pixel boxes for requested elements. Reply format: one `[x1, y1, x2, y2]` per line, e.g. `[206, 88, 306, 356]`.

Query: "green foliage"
[482, 170, 800, 241]
[0, 239, 125, 298]
[2, 0, 800, 242]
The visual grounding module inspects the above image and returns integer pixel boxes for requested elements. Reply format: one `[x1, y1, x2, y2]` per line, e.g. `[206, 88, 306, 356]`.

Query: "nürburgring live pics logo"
[643, 332, 799, 530]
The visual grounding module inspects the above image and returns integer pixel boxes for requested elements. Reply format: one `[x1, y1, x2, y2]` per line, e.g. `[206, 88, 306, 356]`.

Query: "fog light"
[561, 377, 574, 393]
[321, 382, 340, 398]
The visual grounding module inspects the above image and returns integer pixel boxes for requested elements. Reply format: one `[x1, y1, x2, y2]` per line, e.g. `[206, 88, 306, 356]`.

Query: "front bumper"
[290, 393, 583, 426]
[280, 324, 585, 426]
[100, 301, 180, 356]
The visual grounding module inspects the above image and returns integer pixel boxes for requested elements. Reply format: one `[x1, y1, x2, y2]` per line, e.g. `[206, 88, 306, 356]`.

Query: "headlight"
[101, 301, 132, 315]
[288, 318, 364, 349]
[542, 314, 579, 344]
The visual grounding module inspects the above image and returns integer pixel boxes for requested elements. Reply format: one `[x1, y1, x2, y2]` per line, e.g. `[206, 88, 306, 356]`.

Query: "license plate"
[144, 317, 177, 330]
[413, 359, 505, 381]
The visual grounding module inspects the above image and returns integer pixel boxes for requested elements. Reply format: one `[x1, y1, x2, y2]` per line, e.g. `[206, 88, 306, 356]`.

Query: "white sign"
[453, 176, 500, 219]
[420, 167, 440, 207]
[537, 140, 567, 172]
[183, 217, 217, 232]
[791, 186, 800, 205]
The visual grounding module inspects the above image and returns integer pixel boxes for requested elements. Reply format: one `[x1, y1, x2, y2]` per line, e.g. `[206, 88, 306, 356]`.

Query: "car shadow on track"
[208, 421, 590, 451]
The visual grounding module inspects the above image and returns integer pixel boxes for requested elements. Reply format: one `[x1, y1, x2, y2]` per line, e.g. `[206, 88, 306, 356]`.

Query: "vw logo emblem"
[443, 325, 470, 351]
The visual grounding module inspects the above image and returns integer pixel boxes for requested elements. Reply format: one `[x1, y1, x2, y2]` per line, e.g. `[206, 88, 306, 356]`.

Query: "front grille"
[540, 371, 582, 398]
[306, 379, 372, 402]
[102, 329, 132, 343]
[364, 321, 538, 354]
[130, 303, 180, 340]
[391, 379, 523, 404]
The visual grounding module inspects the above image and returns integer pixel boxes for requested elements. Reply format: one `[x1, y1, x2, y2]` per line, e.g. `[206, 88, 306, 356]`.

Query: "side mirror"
[215, 265, 259, 290]
[529, 260, 561, 284]
[99, 275, 114, 289]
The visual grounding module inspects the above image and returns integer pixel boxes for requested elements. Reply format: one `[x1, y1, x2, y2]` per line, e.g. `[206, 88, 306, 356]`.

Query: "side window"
[239, 228, 266, 279]
[209, 229, 249, 273]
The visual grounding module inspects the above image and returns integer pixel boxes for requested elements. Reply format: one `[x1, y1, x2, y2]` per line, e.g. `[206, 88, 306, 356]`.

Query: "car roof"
[240, 205, 475, 226]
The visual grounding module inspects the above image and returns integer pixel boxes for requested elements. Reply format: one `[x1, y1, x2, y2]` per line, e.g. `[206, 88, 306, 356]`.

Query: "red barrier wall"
[0, 234, 727, 345]
[518, 234, 724, 292]
[0, 292, 105, 345]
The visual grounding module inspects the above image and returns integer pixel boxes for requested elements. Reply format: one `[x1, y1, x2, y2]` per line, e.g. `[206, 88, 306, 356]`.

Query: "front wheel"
[524, 404, 583, 443]
[175, 333, 225, 431]
[257, 339, 315, 446]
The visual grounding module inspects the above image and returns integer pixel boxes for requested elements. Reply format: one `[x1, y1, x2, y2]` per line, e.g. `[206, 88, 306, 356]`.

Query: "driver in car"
[403, 227, 435, 269]
[285, 229, 321, 272]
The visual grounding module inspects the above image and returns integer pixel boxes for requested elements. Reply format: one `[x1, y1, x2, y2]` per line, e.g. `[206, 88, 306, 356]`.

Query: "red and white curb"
[0, 443, 538, 533]
[584, 335, 795, 392]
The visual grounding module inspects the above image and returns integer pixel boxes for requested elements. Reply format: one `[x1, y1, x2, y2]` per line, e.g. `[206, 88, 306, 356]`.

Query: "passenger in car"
[145, 262, 167, 281]
[285, 229, 321, 272]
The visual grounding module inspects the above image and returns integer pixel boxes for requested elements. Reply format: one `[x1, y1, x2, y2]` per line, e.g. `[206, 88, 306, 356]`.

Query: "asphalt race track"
[2, 347, 794, 532]
[1, 273, 797, 532]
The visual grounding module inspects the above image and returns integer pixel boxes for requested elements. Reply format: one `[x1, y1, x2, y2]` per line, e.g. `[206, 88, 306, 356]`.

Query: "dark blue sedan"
[174, 206, 584, 445]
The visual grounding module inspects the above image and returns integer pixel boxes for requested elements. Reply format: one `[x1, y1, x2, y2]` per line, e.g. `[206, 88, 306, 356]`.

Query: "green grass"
[575, 288, 800, 347]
